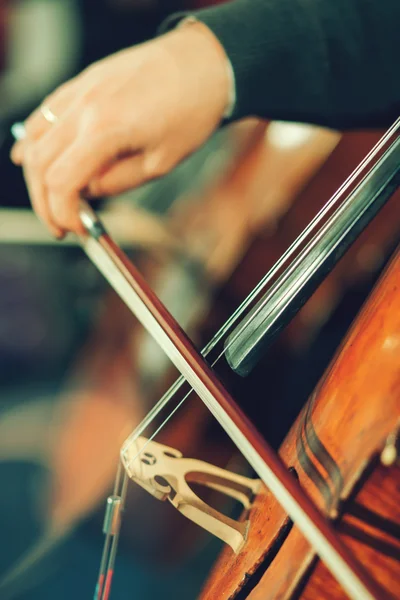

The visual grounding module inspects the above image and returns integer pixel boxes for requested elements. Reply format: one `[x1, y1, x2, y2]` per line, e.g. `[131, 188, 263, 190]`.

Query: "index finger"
[45, 128, 134, 232]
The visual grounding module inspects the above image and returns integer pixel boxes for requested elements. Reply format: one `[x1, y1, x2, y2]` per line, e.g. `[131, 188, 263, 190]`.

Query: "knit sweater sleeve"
[161, 0, 400, 130]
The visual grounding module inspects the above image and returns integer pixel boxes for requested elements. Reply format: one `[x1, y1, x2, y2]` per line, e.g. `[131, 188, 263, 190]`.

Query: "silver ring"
[40, 104, 58, 124]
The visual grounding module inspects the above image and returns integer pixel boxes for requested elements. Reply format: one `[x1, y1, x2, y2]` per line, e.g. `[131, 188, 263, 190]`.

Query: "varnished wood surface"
[199, 483, 287, 600]
[201, 246, 400, 599]
[299, 461, 400, 600]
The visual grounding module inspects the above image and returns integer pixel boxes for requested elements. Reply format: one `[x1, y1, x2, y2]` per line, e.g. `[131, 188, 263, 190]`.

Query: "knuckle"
[144, 152, 169, 179]
[24, 118, 36, 136]
[45, 170, 63, 192]
[25, 146, 42, 169]
[29, 155, 41, 172]
[24, 114, 43, 138]
[80, 86, 97, 106]
[87, 179, 103, 197]
[29, 145, 51, 172]
[80, 101, 103, 132]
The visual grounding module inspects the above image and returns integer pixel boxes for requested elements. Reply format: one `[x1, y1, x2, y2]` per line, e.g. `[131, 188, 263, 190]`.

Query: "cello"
[6, 119, 399, 599]
[75, 119, 399, 599]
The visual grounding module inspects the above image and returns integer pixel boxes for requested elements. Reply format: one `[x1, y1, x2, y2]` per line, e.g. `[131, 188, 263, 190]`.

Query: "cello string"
[121, 116, 400, 460]
[95, 462, 124, 600]
[185, 117, 400, 359]
[100, 472, 129, 600]
[96, 385, 199, 598]
[219, 117, 400, 354]
[215, 116, 400, 350]
[95, 384, 202, 598]
[125, 387, 195, 469]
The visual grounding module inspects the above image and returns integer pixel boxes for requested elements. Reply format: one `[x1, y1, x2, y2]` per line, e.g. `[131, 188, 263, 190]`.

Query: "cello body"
[201, 246, 400, 599]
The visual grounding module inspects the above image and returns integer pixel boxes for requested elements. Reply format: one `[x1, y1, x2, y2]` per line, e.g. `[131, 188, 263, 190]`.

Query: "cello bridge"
[121, 437, 261, 553]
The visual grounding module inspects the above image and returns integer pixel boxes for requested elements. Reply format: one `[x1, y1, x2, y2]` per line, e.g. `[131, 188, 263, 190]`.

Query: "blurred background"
[0, 1, 399, 599]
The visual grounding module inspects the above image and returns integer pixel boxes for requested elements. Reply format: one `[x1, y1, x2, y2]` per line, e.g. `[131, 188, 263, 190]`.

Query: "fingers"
[43, 129, 133, 232]
[10, 141, 24, 165]
[29, 80, 79, 137]
[86, 153, 147, 197]
[12, 91, 138, 234]
[10, 38, 181, 236]
[10, 79, 79, 165]
[23, 156, 64, 239]
[18, 112, 77, 235]
[9, 26, 228, 239]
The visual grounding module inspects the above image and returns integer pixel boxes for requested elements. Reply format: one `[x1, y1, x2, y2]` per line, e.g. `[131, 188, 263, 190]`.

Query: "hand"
[10, 23, 231, 237]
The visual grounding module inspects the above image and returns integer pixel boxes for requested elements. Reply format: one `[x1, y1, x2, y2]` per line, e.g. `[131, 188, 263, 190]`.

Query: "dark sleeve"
[162, 0, 400, 130]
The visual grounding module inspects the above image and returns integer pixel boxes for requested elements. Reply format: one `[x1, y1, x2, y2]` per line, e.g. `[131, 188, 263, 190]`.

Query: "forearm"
[163, 0, 400, 129]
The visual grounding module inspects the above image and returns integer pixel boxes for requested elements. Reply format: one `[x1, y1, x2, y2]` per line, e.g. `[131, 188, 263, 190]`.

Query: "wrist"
[177, 17, 236, 119]
[164, 18, 234, 124]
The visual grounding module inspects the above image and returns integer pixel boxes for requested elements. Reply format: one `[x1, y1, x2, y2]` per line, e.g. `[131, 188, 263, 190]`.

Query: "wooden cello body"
[40, 125, 399, 580]
[201, 246, 400, 599]
[4, 121, 396, 600]
[34, 119, 395, 600]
